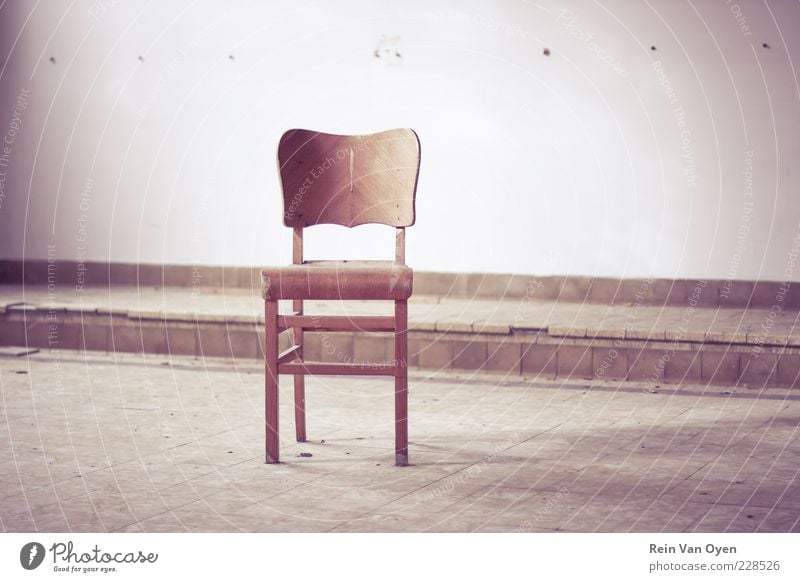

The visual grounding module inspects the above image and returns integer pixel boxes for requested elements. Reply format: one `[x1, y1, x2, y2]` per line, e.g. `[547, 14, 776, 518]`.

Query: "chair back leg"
[265, 300, 280, 463]
[394, 300, 409, 466]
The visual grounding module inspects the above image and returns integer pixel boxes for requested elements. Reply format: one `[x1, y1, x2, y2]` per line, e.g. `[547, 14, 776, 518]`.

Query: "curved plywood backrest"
[278, 128, 420, 228]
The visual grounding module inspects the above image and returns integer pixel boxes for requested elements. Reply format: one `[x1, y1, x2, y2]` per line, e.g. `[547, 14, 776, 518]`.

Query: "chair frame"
[264, 128, 419, 467]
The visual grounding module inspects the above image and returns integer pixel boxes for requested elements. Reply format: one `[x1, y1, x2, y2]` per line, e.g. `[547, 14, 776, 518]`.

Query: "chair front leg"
[293, 318, 307, 442]
[394, 300, 409, 466]
[265, 299, 280, 463]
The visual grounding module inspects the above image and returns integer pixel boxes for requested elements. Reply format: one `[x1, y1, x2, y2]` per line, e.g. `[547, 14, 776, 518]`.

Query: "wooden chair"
[262, 128, 421, 466]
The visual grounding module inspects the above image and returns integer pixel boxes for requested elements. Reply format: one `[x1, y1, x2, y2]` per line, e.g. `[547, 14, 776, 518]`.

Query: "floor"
[1, 349, 798, 533]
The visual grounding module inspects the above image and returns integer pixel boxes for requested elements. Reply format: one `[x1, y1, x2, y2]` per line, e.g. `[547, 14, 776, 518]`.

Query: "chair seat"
[262, 260, 413, 300]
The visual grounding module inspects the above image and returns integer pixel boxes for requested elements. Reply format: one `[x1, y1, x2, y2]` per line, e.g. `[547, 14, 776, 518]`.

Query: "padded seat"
[262, 260, 413, 300]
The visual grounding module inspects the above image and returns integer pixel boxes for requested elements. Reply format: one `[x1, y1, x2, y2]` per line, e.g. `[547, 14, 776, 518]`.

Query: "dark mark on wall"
[374, 35, 402, 64]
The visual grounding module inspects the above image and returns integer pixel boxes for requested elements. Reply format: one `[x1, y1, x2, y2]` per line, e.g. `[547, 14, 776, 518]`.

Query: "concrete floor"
[1, 349, 798, 533]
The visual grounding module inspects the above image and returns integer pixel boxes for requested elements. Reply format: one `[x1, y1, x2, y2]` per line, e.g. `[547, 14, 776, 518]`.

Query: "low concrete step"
[1, 285, 798, 389]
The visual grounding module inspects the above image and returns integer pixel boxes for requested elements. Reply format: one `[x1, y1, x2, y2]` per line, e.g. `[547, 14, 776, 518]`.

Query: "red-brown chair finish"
[263, 128, 420, 466]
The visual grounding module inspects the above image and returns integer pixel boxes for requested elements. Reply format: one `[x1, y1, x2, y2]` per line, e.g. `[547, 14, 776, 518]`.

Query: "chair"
[262, 128, 421, 466]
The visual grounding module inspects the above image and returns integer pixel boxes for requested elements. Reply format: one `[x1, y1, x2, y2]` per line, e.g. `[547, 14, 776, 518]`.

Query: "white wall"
[1, 0, 799, 281]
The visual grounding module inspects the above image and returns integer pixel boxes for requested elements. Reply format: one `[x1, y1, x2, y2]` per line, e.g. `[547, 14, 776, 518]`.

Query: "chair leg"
[394, 300, 409, 466]
[293, 325, 307, 442]
[265, 299, 280, 463]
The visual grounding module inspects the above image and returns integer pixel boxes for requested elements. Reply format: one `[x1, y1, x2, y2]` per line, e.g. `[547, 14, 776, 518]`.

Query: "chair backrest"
[278, 128, 420, 229]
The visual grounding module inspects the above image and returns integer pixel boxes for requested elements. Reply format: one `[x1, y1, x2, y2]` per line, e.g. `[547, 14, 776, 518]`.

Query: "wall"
[0, 0, 799, 281]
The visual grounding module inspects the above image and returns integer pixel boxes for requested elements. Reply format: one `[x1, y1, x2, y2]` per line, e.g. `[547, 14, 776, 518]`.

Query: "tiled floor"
[1, 349, 798, 532]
